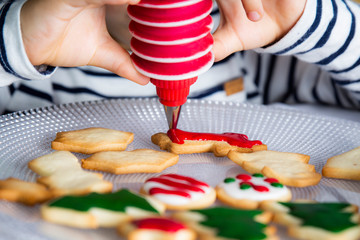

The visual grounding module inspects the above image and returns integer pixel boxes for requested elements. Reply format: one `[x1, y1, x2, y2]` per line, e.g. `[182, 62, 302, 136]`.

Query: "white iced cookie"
[216, 173, 292, 209]
[141, 174, 216, 210]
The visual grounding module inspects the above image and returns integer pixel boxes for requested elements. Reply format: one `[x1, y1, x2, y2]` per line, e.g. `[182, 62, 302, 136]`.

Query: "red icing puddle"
[167, 129, 262, 148]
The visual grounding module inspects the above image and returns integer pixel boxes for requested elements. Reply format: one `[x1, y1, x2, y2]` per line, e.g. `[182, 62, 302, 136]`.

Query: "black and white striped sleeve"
[257, 0, 360, 107]
[0, 0, 55, 87]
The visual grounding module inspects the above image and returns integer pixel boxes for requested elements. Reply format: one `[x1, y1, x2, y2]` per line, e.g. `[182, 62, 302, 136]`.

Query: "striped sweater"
[1, 0, 360, 115]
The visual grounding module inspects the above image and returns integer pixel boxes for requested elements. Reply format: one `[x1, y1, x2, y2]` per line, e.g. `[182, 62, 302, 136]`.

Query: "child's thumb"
[89, 38, 150, 85]
[212, 28, 244, 62]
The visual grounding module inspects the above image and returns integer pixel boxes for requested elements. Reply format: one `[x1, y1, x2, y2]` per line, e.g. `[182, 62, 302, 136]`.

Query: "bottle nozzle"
[150, 77, 197, 107]
[164, 105, 182, 129]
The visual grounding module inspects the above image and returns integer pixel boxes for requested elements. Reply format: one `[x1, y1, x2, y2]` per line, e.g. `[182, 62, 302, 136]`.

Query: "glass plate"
[1, 98, 360, 240]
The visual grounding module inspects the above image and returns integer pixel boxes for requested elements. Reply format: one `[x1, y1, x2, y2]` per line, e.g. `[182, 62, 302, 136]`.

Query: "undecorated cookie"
[28, 151, 113, 197]
[322, 146, 360, 180]
[81, 149, 178, 174]
[228, 150, 322, 187]
[0, 177, 52, 206]
[51, 127, 134, 154]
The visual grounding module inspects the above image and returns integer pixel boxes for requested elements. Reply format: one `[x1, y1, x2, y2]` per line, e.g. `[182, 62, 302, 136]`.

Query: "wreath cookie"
[216, 173, 292, 209]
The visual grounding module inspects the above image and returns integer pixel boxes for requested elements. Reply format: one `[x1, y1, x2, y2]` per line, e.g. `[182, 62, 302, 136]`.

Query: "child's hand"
[213, 0, 307, 61]
[21, 0, 149, 85]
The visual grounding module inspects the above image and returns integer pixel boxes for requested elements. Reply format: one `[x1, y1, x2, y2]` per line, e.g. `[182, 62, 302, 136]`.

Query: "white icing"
[131, 45, 213, 63]
[218, 175, 290, 201]
[143, 175, 211, 206]
[131, 33, 207, 46]
[133, 53, 214, 80]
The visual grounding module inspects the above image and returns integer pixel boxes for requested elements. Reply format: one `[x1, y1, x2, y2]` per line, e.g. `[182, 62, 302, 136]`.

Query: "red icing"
[163, 174, 209, 187]
[132, 218, 186, 232]
[236, 174, 252, 181]
[146, 177, 205, 193]
[149, 187, 191, 198]
[240, 182, 269, 192]
[167, 129, 263, 148]
[131, 34, 213, 60]
[146, 174, 208, 198]
[131, 52, 213, 76]
[264, 178, 279, 184]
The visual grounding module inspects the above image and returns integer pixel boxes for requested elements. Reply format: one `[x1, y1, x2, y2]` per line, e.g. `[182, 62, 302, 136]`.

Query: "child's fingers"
[241, 0, 264, 22]
[89, 38, 150, 85]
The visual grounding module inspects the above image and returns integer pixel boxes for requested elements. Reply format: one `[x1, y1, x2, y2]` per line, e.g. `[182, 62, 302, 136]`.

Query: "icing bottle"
[128, 0, 214, 128]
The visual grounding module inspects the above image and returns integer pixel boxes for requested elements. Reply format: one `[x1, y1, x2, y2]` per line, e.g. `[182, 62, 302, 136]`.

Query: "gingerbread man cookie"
[152, 129, 266, 157]
[141, 174, 216, 210]
[216, 173, 292, 209]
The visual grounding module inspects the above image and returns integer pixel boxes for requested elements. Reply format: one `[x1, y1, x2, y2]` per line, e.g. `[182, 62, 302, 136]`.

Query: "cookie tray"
[0, 98, 360, 240]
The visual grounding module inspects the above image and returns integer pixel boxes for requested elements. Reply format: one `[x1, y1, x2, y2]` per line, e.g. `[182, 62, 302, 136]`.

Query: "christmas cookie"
[322, 146, 360, 180]
[173, 207, 276, 240]
[118, 217, 196, 240]
[51, 127, 134, 154]
[216, 173, 291, 209]
[140, 174, 216, 210]
[41, 189, 165, 229]
[228, 150, 322, 187]
[28, 151, 113, 197]
[151, 129, 267, 157]
[261, 201, 360, 240]
[0, 177, 53, 206]
[81, 149, 178, 174]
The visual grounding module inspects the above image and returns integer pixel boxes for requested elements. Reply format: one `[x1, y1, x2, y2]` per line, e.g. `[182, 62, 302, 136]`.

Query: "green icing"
[224, 178, 236, 183]
[279, 202, 357, 232]
[49, 189, 159, 213]
[252, 173, 264, 178]
[192, 207, 268, 239]
[270, 182, 283, 188]
[240, 183, 252, 190]
[279, 202, 352, 214]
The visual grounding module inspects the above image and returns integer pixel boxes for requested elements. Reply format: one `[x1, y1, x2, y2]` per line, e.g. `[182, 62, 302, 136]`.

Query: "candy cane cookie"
[140, 174, 216, 210]
[118, 217, 196, 240]
[216, 173, 291, 209]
